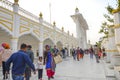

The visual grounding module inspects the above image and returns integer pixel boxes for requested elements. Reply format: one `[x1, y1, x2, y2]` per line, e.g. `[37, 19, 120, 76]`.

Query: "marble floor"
[0, 54, 107, 80]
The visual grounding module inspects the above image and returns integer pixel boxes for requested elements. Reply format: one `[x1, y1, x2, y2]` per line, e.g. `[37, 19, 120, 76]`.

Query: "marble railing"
[18, 7, 39, 23]
[0, 0, 13, 11]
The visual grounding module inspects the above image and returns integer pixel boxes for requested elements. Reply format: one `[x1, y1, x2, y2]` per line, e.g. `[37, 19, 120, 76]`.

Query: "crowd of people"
[71, 45, 106, 63]
[0, 42, 106, 80]
[0, 43, 65, 80]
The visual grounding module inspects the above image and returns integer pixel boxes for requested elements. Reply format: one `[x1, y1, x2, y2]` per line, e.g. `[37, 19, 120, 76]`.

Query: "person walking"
[94, 45, 99, 63]
[98, 48, 102, 59]
[72, 48, 76, 60]
[76, 47, 80, 61]
[80, 48, 84, 59]
[61, 48, 65, 59]
[36, 56, 43, 80]
[5, 43, 36, 80]
[25, 45, 34, 80]
[43, 45, 55, 80]
[89, 46, 94, 59]
[53, 45, 59, 56]
[0, 43, 12, 80]
[102, 47, 106, 58]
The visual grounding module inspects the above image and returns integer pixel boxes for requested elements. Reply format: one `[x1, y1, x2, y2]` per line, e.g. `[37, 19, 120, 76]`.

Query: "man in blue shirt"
[6, 43, 36, 80]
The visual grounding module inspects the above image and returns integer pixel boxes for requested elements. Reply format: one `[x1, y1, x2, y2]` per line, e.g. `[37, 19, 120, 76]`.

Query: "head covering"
[1, 43, 10, 49]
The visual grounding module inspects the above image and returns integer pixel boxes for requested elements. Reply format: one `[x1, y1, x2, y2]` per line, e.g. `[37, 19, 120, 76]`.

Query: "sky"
[10, 0, 117, 44]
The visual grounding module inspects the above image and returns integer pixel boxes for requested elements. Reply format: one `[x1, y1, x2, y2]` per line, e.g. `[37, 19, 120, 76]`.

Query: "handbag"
[53, 54, 62, 64]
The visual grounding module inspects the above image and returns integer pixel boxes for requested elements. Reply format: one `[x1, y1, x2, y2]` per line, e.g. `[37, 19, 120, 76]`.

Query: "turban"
[1, 43, 10, 49]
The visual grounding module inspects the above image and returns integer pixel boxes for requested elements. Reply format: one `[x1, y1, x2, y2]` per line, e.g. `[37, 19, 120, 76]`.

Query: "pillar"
[11, 0, 19, 52]
[11, 37, 18, 52]
[38, 41, 43, 56]
[53, 21, 57, 45]
[39, 12, 44, 56]
[114, 12, 120, 53]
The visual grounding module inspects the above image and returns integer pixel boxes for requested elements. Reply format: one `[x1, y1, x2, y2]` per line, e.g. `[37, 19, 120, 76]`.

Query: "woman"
[43, 45, 55, 80]
[98, 48, 102, 59]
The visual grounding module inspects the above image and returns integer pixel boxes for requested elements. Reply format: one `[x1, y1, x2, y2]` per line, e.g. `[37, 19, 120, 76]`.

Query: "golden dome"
[75, 7, 79, 13]
[53, 21, 56, 26]
[14, 0, 19, 3]
[62, 27, 64, 31]
[39, 12, 43, 19]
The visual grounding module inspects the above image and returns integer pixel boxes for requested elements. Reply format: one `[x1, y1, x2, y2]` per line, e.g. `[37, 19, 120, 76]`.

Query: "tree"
[98, 1, 115, 45]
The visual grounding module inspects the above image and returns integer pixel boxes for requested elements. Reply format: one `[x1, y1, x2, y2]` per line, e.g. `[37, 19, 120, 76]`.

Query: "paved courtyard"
[0, 54, 107, 80]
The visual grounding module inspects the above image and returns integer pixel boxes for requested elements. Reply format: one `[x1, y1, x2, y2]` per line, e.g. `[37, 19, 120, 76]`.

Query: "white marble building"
[0, 0, 81, 56]
[71, 8, 88, 49]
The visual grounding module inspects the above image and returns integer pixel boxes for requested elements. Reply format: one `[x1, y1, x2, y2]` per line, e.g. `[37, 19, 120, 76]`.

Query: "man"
[53, 45, 59, 56]
[5, 43, 36, 80]
[94, 45, 99, 63]
[25, 45, 34, 80]
[72, 48, 76, 60]
[61, 48, 65, 58]
[0, 43, 12, 79]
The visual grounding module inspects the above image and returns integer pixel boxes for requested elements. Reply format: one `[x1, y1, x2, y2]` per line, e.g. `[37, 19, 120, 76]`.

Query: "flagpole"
[49, 2, 51, 24]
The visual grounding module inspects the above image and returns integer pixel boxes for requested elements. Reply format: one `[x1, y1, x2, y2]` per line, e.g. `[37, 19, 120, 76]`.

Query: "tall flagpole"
[49, 2, 51, 24]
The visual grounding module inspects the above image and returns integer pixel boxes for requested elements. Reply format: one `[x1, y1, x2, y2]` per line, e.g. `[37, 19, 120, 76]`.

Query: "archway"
[18, 34, 39, 57]
[43, 38, 54, 49]
[56, 41, 63, 50]
[0, 27, 12, 47]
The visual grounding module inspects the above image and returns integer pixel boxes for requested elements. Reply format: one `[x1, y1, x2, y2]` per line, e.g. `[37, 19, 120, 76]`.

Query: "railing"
[18, 7, 39, 23]
[42, 21, 54, 29]
[56, 27, 62, 33]
[0, 0, 13, 11]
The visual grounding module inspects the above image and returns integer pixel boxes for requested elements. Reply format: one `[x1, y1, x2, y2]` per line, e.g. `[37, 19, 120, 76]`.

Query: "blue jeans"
[12, 74, 24, 80]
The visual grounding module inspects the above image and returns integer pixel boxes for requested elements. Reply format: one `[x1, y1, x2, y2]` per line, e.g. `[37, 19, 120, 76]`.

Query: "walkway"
[0, 54, 106, 80]
[32, 54, 106, 80]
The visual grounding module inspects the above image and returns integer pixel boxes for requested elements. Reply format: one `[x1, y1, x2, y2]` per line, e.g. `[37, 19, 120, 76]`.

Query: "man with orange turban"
[0, 43, 12, 79]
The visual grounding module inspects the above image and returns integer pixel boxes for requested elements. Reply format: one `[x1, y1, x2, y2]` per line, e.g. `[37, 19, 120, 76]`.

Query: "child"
[36, 57, 43, 80]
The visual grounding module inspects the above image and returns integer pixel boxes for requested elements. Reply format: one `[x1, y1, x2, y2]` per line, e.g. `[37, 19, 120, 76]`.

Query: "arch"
[0, 27, 12, 46]
[19, 31, 40, 41]
[56, 41, 63, 50]
[18, 34, 39, 57]
[0, 23, 13, 36]
[43, 38, 54, 49]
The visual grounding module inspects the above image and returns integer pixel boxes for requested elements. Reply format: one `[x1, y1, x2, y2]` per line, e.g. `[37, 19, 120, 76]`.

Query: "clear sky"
[10, 0, 117, 44]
